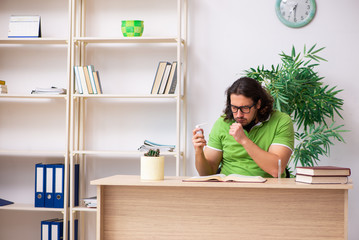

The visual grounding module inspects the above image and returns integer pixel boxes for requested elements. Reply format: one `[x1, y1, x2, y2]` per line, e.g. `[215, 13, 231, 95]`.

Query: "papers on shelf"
[31, 87, 67, 95]
[82, 196, 97, 208]
[138, 139, 175, 152]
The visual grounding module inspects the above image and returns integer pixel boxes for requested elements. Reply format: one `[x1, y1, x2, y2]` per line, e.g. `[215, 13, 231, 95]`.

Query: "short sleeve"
[272, 113, 295, 151]
[207, 117, 226, 151]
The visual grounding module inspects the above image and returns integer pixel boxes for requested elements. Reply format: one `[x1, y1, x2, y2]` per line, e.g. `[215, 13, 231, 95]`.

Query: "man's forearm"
[195, 150, 216, 176]
[241, 139, 283, 177]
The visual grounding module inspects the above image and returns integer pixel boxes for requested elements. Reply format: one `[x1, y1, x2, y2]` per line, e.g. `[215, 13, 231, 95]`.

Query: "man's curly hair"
[223, 77, 274, 122]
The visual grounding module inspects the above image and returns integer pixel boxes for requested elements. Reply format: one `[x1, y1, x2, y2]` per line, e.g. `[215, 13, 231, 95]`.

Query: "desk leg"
[96, 186, 103, 240]
[344, 189, 348, 240]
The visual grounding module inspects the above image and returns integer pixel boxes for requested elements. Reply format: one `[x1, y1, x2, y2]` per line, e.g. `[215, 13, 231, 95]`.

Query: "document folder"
[35, 163, 46, 207]
[74, 164, 79, 206]
[41, 219, 50, 240]
[0, 198, 14, 206]
[51, 219, 63, 240]
[54, 164, 64, 208]
[45, 165, 54, 208]
[41, 218, 59, 240]
[68, 219, 79, 240]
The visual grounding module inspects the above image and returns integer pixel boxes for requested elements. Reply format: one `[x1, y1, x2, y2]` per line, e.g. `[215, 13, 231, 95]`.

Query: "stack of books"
[0, 80, 7, 94]
[138, 139, 175, 152]
[31, 86, 66, 95]
[82, 196, 97, 208]
[295, 166, 351, 184]
[74, 65, 103, 94]
[151, 61, 177, 94]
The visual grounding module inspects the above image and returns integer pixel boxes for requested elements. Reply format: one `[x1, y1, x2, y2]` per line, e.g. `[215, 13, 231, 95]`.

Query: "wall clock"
[275, 0, 316, 28]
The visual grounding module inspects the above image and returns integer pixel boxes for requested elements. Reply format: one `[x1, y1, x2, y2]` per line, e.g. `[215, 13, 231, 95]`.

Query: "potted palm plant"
[244, 45, 347, 174]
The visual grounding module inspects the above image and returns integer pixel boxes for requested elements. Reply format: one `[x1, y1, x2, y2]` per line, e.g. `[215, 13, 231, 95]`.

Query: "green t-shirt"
[207, 111, 294, 178]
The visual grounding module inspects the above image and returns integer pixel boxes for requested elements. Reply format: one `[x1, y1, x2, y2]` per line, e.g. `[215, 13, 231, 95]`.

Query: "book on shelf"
[74, 65, 102, 94]
[183, 173, 267, 183]
[158, 63, 172, 94]
[295, 175, 349, 184]
[164, 61, 177, 94]
[83, 66, 94, 94]
[87, 65, 98, 94]
[31, 87, 66, 95]
[73, 66, 83, 94]
[77, 66, 89, 94]
[296, 166, 351, 176]
[93, 71, 103, 94]
[8, 15, 41, 38]
[151, 61, 170, 94]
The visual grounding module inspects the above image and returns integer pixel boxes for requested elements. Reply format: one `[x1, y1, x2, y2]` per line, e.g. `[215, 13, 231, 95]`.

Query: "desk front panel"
[98, 185, 346, 240]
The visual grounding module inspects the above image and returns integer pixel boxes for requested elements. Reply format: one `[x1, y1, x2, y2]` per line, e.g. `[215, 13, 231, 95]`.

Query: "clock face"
[275, 0, 316, 28]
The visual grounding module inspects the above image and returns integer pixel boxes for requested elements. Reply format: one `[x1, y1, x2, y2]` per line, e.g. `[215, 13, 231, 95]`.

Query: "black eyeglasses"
[230, 102, 256, 114]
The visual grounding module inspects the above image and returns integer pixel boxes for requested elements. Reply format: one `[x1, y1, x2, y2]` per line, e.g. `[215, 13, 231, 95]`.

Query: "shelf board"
[74, 37, 184, 44]
[0, 203, 64, 212]
[72, 93, 178, 99]
[0, 38, 68, 45]
[72, 150, 178, 156]
[71, 206, 97, 212]
[0, 150, 66, 157]
[0, 94, 67, 99]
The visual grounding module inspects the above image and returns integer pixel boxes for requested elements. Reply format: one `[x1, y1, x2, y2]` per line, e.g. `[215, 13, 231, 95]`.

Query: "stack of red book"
[295, 166, 351, 184]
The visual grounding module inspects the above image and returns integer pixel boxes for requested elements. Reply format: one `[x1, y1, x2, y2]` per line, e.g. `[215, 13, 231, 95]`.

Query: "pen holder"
[140, 156, 164, 181]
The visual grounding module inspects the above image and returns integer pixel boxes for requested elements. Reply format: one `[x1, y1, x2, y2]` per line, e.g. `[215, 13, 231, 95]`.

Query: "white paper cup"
[140, 156, 164, 180]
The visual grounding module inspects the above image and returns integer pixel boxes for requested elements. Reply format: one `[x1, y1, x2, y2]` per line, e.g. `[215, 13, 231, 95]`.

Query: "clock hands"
[287, 3, 298, 21]
[293, 3, 298, 21]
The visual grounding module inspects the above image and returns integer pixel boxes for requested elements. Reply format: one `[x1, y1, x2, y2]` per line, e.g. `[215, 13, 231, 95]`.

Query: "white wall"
[186, 1, 359, 239]
[1, 0, 358, 239]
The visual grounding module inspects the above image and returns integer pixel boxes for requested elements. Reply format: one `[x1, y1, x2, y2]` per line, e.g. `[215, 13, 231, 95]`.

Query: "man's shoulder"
[216, 115, 234, 124]
[270, 110, 292, 121]
[262, 111, 292, 127]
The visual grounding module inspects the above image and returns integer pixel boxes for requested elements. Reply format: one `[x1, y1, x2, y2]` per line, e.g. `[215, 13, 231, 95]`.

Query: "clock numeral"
[307, 5, 311, 10]
[294, 18, 297, 23]
[282, 11, 286, 17]
[301, 16, 304, 20]
[305, 11, 309, 16]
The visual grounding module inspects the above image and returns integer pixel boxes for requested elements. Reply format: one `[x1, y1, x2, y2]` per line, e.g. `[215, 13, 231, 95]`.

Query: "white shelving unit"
[0, 0, 187, 239]
[0, 0, 72, 239]
[68, 0, 187, 239]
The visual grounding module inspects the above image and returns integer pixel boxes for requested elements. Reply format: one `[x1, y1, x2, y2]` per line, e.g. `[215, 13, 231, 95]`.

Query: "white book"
[74, 66, 83, 94]
[159, 63, 172, 94]
[77, 66, 89, 94]
[8, 15, 41, 38]
[87, 65, 98, 94]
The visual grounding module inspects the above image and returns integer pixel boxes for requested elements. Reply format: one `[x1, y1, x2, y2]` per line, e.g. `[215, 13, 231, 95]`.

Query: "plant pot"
[140, 156, 164, 180]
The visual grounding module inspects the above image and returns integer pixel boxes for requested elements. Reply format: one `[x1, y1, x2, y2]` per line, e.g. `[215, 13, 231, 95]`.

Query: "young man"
[192, 77, 294, 178]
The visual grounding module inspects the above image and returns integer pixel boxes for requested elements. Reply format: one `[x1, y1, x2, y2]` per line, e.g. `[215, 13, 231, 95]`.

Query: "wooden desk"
[91, 175, 352, 240]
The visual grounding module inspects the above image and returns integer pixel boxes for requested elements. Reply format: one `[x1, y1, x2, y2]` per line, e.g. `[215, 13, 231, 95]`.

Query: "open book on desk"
[183, 174, 267, 183]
